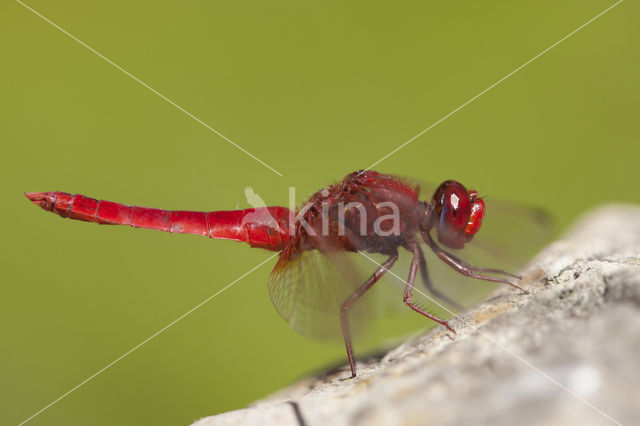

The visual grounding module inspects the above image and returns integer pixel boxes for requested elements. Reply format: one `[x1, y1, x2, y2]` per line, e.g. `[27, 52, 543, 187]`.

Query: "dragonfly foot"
[339, 373, 357, 382]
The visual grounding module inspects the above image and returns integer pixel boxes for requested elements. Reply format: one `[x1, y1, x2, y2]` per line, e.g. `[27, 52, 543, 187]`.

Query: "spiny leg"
[340, 252, 398, 379]
[425, 234, 527, 293]
[404, 244, 455, 334]
[466, 265, 521, 280]
[435, 247, 521, 279]
[429, 239, 520, 279]
[417, 245, 464, 311]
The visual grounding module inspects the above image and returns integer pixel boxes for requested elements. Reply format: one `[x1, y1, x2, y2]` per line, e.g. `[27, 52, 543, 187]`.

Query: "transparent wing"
[268, 237, 394, 341]
[388, 173, 433, 200]
[466, 197, 553, 268]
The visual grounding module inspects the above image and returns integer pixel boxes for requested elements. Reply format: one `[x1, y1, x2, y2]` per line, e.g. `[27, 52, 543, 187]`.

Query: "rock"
[193, 204, 640, 426]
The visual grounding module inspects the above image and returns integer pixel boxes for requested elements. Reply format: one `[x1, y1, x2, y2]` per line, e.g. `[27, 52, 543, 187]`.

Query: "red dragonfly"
[25, 170, 547, 378]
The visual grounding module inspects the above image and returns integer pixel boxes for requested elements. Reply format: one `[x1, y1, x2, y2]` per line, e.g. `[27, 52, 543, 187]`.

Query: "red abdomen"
[26, 192, 292, 251]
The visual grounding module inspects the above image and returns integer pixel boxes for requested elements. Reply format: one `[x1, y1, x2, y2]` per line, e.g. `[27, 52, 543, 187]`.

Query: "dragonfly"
[25, 170, 549, 379]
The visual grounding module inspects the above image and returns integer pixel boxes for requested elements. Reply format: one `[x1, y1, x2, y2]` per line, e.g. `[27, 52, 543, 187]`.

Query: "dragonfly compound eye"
[464, 190, 485, 241]
[432, 180, 472, 249]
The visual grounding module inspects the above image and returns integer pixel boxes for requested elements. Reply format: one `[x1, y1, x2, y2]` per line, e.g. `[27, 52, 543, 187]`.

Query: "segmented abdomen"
[26, 191, 292, 251]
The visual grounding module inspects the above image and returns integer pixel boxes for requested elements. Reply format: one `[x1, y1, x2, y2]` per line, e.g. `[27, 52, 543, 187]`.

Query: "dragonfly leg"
[417, 245, 464, 311]
[470, 267, 521, 280]
[425, 234, 527, 293]
[404, 245, 455, 333]
[340, 252, 398, 379]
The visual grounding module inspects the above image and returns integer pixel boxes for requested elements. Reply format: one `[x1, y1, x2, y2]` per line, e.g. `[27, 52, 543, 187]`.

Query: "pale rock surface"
[193, 205, 640, 426]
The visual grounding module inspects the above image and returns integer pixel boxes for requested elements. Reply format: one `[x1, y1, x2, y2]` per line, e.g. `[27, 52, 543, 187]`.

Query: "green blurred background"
[1, 0, 638, 425]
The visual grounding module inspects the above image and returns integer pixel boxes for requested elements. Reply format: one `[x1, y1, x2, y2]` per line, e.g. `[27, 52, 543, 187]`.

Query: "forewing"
[387, 173, 435, 200]
[466, 197, 553, 268]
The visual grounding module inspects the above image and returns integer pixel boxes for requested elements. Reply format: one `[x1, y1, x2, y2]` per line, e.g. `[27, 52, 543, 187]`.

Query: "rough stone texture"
[193, 205, 640, 426]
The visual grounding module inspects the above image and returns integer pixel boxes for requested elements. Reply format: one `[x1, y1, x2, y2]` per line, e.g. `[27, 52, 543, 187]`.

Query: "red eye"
[464, 191, 485, 238]
[433, 181, 471, 249]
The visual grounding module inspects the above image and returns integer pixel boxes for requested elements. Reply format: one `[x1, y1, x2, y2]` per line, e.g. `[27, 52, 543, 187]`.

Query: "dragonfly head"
[422, 180, 485, 249]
